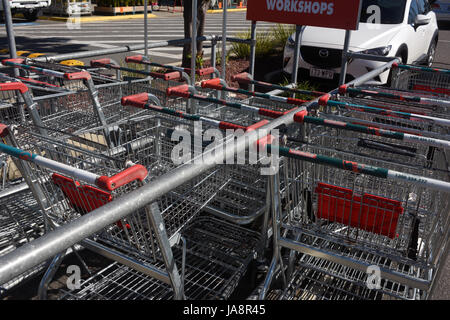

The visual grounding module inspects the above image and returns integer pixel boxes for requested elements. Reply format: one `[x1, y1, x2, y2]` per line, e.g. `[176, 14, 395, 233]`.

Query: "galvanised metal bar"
[221, 0, 228, 81]
[31, 37, 216, 63]
[1, 0, 18, 78]
[338, 30, 352, 86]
[191, 0, 198, 86]
[249, 21, 257, 92]
[290, 25, 301, 86]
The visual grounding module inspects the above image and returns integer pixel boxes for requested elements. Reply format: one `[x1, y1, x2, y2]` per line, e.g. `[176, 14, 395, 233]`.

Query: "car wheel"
[386, 51, 406, 87]
[23, 10, 38, 22]
[426, 39, 437, 67]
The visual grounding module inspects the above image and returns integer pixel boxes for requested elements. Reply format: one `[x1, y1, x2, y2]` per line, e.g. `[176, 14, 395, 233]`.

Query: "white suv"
[283, 0, 439, 85]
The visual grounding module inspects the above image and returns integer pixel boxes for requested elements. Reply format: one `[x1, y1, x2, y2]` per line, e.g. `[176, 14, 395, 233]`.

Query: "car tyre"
[23, 10, 38, 22]
[426, 39, 437, 67]
[386, 49, 407, 87]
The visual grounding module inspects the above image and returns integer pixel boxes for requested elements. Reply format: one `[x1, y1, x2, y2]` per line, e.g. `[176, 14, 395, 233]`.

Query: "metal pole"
[191, 0, 198, 85]
[249, 21, 257, 92]
[144, 0, 149, 72]
[32, 36, 215, 63]
[290, 25, 301, 87]
[2, 0, 19, 77]
[339, 30, 352, 86]
[221, 0, 228, 80]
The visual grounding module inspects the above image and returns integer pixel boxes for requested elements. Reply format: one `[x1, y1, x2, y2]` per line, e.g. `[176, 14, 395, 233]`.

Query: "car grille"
[300, 46, 343, 69]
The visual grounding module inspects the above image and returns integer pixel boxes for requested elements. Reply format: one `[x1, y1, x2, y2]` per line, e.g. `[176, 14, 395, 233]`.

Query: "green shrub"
[229, 24, 295, 59]
[271, 24, 296, 51]
[230, 30, 275, 59]
[279, 76, 318, 101]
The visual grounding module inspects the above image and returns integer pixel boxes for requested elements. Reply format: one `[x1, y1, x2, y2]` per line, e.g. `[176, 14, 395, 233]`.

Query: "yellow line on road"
[37, 13, 158, 23]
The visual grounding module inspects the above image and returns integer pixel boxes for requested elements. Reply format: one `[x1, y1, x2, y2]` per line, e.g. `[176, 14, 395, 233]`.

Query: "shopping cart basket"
[390, 63, 450, 98]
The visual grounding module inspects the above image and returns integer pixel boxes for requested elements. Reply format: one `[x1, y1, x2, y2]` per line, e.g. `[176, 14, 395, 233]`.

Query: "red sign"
[246, 0, 362, 30]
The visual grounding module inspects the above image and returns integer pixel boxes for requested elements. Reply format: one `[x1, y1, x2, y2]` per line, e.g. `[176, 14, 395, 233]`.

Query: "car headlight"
[360, 45, 392, 56]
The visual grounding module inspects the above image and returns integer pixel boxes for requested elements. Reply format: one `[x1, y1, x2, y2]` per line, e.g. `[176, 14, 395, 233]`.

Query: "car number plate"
[310, 68, 334, 80]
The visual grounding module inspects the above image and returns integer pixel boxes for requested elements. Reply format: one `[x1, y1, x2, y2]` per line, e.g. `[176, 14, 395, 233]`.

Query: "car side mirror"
[414, 14, 431, 27]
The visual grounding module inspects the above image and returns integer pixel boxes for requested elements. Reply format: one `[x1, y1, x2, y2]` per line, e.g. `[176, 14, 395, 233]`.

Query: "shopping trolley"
[390, 63, 450, 98]
[0, 95, 267, 299]
[258, 131, 450, 299]
[120, 92, 269, 225]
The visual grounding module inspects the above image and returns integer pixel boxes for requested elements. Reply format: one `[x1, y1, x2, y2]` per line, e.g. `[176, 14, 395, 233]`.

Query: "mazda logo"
[319, 49, 329, 58]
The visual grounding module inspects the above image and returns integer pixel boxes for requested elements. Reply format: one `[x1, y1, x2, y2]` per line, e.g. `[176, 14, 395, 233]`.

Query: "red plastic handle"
[17, 76, 60, 88]
[196, 67, 216, 76]
[0, 82, 29, 94]
[318, 94, 331, 107]
[338, 84, 348, 95]
[2, 58, 25, 66]
[150, 71, 182, 81]
[293, 110, 308, 124]
[125, 55, 144, 64]
[96, 164, 148, 191]
[231, 72, 252, 84]
[255, 134, 275, 151]
[286, 97, 308, 105]
[201, 78, 222, 89]
[0, 124, 9, 138]
[166, 84, 190, 98]
[219, 122, 246, 131]
[121, 93, 149, 108]
[64, 71, 91, 81]
[90, 59, 113, 67]
[246, 120, 269, 132]
[258, 108, 284, 119]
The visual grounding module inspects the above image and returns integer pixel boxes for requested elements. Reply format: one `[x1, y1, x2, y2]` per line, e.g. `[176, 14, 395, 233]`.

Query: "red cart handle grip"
[318, 94, 331, 106]
[90, 59, 114, 67]
[195, 67, 216, 76]
[0, 82, 29, 94]
[231, 72, 252, 84]
[2, 58, 25, 66]
[293, 110, 308, 123]
[149, 71, 182, 81]
[219, 122, 246, 131]
[96, 164, 148, 191]
[255, 134, 275, 151]
[121, 93, 149, 108]
[201, 78, 223, 90]
[246, 120, 269, 132]
[258, 108, 284, 119]
[0, 124, 9, 138]
[338, 84, 348, 95]
[64, 71, 91, 81]
[166, 84, 191, 98]
[125, 55, 144, 64]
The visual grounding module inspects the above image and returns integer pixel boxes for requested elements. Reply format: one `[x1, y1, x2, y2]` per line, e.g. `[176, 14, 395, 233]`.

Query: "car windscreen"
[360, 0, 407, 24]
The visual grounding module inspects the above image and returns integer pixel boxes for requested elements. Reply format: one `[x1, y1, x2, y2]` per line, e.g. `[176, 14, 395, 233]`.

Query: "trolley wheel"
[23, 10, 38, 22]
